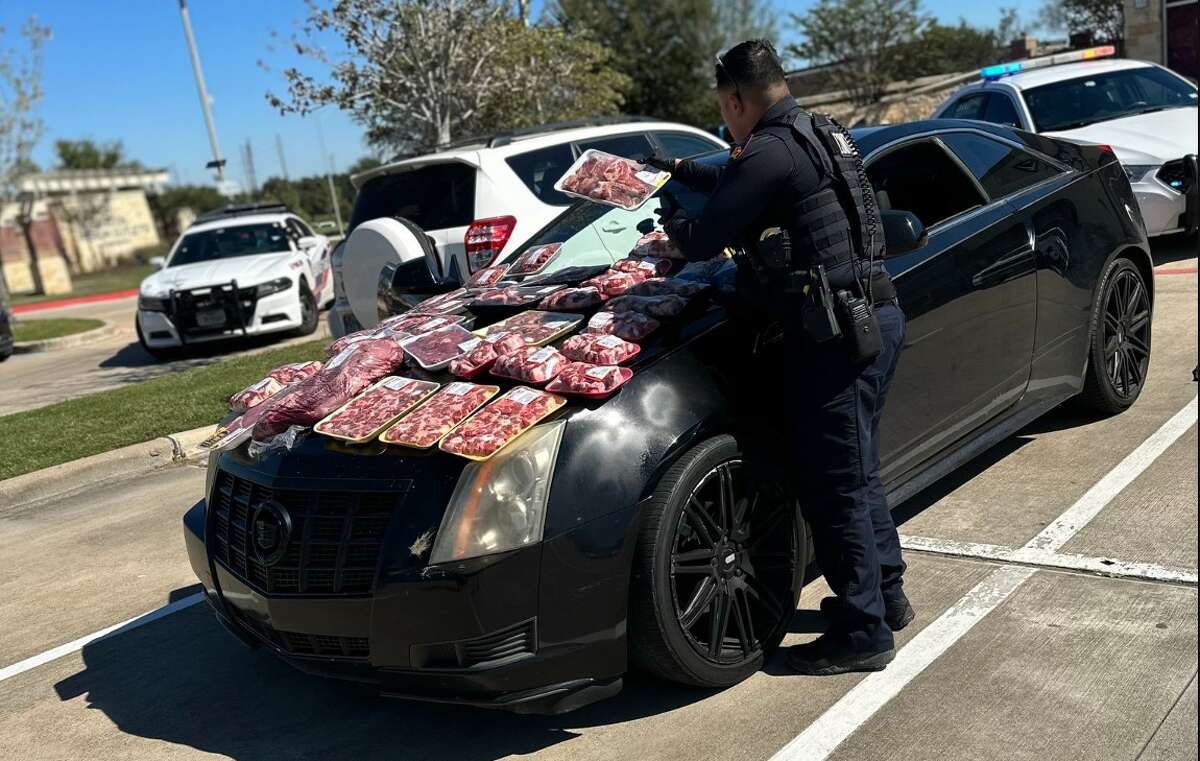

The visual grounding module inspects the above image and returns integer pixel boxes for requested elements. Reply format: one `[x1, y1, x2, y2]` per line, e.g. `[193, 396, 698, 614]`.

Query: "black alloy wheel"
[292, 283, 319, 337]
[1078, 257, 1152, 414]
[630, 435, 807, 687]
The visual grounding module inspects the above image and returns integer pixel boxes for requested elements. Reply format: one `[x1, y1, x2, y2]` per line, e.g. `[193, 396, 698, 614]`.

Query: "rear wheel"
[1077, 257, 1152, 414]
[630, 435, 807, 687]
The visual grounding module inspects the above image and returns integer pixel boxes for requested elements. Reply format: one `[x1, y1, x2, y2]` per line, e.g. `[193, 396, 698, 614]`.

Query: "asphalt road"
[0, 239, 1195, 760]
[0, 295, 330, 417]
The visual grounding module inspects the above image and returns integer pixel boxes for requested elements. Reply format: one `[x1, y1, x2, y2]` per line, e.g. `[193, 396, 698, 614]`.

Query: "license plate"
[196, 309, 226, 328]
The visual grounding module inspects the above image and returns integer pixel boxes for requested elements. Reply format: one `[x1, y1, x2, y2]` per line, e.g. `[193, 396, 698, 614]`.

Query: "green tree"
[1040, 0, 1123, 45]
[552, 0, 722, 127]
[891, 21, 999, 78]
[54, 138, 141, 170]
[996, 7, 1027, 46]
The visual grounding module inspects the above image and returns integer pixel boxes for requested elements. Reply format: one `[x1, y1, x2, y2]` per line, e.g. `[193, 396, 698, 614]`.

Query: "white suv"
[330, 117, 726, 335]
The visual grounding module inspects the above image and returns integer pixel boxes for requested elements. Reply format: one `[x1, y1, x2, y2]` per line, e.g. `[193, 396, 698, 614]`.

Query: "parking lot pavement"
[0, 258, 1194, 760]
[1, 295, 329, 416]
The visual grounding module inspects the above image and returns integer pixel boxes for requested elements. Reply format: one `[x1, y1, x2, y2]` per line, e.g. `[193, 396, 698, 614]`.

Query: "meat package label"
[507, 387, 540, 405]
[381, 377, 414, 391]
[590, 312, 614, 327]
[247, 378, 274, 392]
[458, 338, 482, 352]
[445, 382, 472, 396]
[585, 366, 620, 381]
[485, 331, 512, 344]
[635, 169, 668, 186]
[420, 317, 447, 331]
[326, 346, 355, 369]
[544, 320, 572, 331]
[597, 335, 624, 348]
[529, 347, 556, 363]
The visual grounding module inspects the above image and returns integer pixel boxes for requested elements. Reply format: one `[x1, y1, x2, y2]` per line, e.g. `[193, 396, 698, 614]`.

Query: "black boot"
[820, 591, 916, 631]
[786, 632, 895, 676]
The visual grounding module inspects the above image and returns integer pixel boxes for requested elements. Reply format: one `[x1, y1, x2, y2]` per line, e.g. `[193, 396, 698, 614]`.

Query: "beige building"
[1125, 0, 1198, 81]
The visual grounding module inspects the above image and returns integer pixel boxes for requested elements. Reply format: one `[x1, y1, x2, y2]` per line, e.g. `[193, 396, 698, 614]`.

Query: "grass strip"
[12, 318, 104, 343]
[0, 339, 325, 481]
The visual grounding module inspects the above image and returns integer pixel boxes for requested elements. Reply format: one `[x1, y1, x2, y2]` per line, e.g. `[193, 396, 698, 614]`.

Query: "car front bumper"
[138, 287, 303, 348]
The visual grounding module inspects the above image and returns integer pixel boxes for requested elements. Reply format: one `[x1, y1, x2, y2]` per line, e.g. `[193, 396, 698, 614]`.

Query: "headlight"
[429, 420, 566, 564]
[1123, 165, 1157, 183]
[138, 294, 169, 312]
[256, 277, 293, 297]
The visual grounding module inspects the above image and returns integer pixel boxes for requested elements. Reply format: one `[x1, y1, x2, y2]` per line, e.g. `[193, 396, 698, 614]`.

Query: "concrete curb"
[13, 321, 121, 354]
[0, 423, 216, 510]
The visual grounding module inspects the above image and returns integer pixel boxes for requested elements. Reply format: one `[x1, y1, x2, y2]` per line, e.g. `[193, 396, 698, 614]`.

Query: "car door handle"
[600, 222, 626, 233]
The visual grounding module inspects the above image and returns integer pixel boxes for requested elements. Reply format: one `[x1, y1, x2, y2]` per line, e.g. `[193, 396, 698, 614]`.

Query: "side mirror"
[149, 256, 166, 271]
[880, 209, 927, 256]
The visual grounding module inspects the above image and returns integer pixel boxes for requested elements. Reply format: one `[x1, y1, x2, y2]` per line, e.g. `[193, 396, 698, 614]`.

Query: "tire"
[629, 435, 808, 687]
[291, 283, 319, 337]
[135, 318, 181, 361]
[1076, 257, 1152, 415]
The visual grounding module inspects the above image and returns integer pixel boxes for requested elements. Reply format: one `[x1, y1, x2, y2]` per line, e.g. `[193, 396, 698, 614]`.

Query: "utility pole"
[315, 118, 344, 236]
[242, 139, 258, 196]
[275, 134, 289, 180]
[178, 0, 226, 180]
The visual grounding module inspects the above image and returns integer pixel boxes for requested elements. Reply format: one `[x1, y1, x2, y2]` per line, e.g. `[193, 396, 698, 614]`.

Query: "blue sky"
[0, 0, 1048, 188]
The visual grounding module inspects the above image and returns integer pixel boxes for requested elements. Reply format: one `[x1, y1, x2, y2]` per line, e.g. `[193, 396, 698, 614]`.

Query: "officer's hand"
[640, 152, 676, 173]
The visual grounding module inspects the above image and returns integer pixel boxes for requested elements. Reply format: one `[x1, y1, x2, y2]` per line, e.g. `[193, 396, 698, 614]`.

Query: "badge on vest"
[730, 136, 751, 161]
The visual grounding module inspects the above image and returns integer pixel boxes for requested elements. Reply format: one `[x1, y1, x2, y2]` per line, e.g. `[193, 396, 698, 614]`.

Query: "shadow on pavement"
[54, 587, 713, 761]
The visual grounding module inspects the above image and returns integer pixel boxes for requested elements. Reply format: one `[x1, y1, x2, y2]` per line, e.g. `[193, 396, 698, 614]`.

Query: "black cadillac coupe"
[184, 120, 1154, 713]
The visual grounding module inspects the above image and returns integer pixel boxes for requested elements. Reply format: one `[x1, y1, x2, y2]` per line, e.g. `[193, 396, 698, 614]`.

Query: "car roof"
[185, 213, 291, 234]
[850, 119, 1023, 155]
[984, 58, 1154, 91]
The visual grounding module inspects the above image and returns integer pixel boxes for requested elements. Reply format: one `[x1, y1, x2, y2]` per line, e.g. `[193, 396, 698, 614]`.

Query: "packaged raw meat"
[603, 294, 689, 319]
[522, 264, 610, 287]
[440, 386, 566, 461]
[492, 345, 567, 385]
[448, 331, 526, 379]
[676, 256, 735, 283]
[505, 243, 563, 277]
[467, 264, 510, 288]
[229, 377, 284, 413]
[546, 362, 633, 398]
[208, 383, 301, 451]
[560, 333, 640, 365]
[631, 230, 684, 260]
[411, 288, 471, 315]
[539, 286, 605, 312]
[626, 277, 710, 298]
[253, 338, 406, 440]
[582, 270, 650, 298]
[611, 257, 672, 277]
[470, 284, 564, 308]
[314, 376, 439, 443]
[400, 324, 477, 370]
[554, 150, 669, 210]
[377, 312, 467, 336]
[267, 360, 323, 385]
[479, 310, 581, 346]
[585, 309, 660, 341]
[380, 381, 500, 449]
[326, 328, 377, 357]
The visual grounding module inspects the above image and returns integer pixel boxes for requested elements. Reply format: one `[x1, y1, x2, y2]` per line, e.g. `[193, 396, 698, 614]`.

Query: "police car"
[136, 204, 334, 358]
[934, 46, 1198, 236]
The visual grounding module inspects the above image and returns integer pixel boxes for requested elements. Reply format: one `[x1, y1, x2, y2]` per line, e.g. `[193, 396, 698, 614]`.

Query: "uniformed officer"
[645, 40, 913, 675]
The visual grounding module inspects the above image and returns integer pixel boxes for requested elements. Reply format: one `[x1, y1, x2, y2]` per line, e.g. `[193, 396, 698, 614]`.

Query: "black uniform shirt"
[668, 96, 826, 262]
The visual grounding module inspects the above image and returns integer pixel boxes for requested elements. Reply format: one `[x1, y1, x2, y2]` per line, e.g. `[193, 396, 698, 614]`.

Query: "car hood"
[1045, 107, 1198, 165]
[140, 252, 296, 296]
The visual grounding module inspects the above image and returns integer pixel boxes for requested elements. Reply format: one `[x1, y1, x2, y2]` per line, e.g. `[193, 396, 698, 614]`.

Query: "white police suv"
[935, 46, 1198, 237]
[136, 204, 334, 358]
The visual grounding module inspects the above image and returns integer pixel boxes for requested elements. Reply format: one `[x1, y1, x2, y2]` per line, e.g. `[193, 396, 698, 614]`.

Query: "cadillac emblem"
[250, 500, 292, 566]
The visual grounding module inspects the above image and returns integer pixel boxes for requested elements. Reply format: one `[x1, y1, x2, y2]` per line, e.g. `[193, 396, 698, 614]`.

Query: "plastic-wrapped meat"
[467, 264, 510, 288]
[380, 382, 499, 449]
[377, 313, 465, 336]
[582, 270, 650, 298]
[229, 377, 285, 413]
[539, 286, 605, 312]
[585, 309, 660, 341]
[254, 337, 406, 440]
[546, 362, 632, 397]
[412, 288, 470, 315]
[470, 284, 563, 308]
[556, 150, 667, 210]
[449, 331, 526, 378]
[611, 257, 672, 277]
[604, 294, 688, 319]
[400, 324, 476, 370]
[560, 332, 640, 365]
[267, 361, 323, 385]
[626, 277, 710, 298]
[440, 386, 566, 460]
[482, 310, 581, 345]
[522, 264, 609, 287]
[505, 243, 562, 277]
[326, 328, 377, 357]
[632, 230, 684, 260]
[314, 376, 439, 443]
[676, 256, 734, 282]
[491, 345, 567, 384]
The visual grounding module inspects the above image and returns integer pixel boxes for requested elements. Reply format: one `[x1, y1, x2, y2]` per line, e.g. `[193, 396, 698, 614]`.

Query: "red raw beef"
[546, 362, 632, 396]
[582, 270, 649, 298]
[468, 264, 510, 288]
[485, 310, 580, 345]
[449, 331, 526, 378]
[380, 382, 498, 448]
[626, 277, 710, 298]
[585, 310, 659, 341]
[505, 243, 562, 276]
[540, 286, 605, 312]
[440, 387, 565, 459]
[611, 257, 672, 276]
[603, 294, 688, 319]
[560, 153, 658, 209]
[631, 230, 684, 260]
[560, 333, 640, 365]
[229, 377, 284, 413]
[401, 324, 476, 369]
[268, 361, 323, 385]
[254, 338, 406, 439]
[492, 345, 567, 384]
[315, 376, 438, 441]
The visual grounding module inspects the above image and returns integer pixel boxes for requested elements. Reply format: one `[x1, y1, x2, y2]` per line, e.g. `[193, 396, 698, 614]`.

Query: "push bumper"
[138, 287, 303, 348]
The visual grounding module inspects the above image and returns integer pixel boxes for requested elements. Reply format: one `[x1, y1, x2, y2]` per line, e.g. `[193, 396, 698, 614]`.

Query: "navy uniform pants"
[785, 302, 908, 652]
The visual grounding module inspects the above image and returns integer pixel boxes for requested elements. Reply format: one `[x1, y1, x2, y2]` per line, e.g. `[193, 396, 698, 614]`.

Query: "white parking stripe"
[769, 395, 1198, 761]
[0, 593, 204, 684]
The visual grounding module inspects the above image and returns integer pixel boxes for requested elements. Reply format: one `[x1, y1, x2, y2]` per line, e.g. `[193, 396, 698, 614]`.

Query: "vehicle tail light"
[465, 216, 516, 273]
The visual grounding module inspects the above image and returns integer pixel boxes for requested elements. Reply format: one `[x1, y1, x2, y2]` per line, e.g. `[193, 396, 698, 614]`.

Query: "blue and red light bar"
[981, 45, 1117, 80]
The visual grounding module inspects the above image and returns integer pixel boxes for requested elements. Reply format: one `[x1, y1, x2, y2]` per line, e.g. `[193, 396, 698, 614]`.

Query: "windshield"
[1024, 66, 1197, 132]
[496, 153, 723, 275]
[169, 223, 291, 267]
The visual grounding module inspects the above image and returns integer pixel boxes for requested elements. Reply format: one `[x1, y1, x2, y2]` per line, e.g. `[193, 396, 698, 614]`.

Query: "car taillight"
[465, 216, 516, 273]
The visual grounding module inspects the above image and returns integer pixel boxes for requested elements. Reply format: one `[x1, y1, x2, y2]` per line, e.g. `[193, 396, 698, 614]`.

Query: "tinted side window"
[866, 140, 987, 229]
[293, 218, 314, 237]
[575, 133, 653, 158]
[941, 133, 1063, 200]
[945, 94, 987, 120]
[654, 132, 722, 158]
[349, 163, 476, 232]
[982, 94, 1022, 127]
[505, 144, 575, 206]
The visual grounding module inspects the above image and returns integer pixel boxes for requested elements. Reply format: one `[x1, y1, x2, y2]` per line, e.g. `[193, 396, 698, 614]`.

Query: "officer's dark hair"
[715, 39, 787, 103]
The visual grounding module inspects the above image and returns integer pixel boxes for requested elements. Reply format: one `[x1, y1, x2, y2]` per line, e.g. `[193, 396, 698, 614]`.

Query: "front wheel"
[629, 435, 807, 687]
[1076, 257, 1152, 415]
[291, 284, 319, 337]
